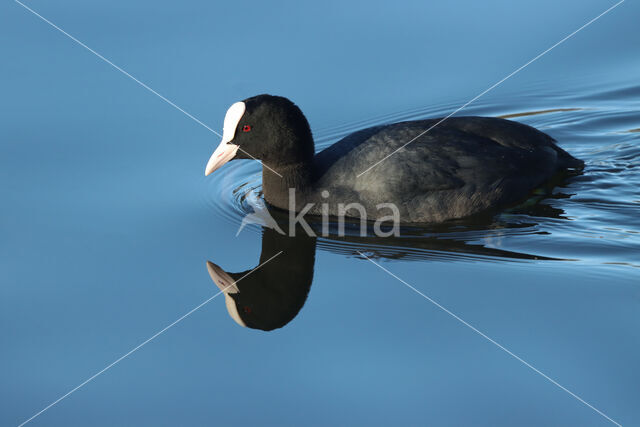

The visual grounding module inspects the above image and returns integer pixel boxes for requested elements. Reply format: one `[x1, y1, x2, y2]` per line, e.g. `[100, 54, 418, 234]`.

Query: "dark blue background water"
[2, 0, 639, 425]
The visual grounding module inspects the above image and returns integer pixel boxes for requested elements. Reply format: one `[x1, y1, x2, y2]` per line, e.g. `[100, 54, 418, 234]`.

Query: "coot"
[205, 95, 583, 223]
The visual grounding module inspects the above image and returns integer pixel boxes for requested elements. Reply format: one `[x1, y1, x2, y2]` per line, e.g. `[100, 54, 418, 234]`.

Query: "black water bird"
[205, 95, 583, 223]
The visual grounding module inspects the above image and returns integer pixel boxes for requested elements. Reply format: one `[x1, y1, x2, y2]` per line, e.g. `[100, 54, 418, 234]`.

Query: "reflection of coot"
[206, 189, 572, 332]
[207, 229, 315, 331]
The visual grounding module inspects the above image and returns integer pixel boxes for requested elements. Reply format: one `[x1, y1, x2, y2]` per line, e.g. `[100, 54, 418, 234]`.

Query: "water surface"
[1, 0, 639, 426]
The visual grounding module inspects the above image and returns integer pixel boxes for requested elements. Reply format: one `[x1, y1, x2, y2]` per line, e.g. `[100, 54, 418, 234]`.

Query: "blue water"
[2, 0, 639, 425]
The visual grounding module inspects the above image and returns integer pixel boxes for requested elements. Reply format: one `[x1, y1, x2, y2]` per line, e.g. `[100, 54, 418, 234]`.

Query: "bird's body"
[206, 95, 583, 223]
[302, 116, 582, 222]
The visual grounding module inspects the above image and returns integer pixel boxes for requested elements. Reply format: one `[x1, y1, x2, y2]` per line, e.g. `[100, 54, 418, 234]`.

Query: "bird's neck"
[262, 160, 314, 211]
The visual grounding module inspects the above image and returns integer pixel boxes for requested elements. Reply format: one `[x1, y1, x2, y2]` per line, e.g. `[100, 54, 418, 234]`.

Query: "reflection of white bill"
[236, 198, 285, 236]
[206, 261, 246, 328]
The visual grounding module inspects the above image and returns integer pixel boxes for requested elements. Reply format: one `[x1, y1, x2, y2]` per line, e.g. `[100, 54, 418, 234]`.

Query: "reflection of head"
[207, 228, 316, 331]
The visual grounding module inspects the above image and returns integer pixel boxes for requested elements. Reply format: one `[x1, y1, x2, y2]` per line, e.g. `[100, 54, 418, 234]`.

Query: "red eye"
[242, 125, 252, 132]
[243, 306, 252, 314]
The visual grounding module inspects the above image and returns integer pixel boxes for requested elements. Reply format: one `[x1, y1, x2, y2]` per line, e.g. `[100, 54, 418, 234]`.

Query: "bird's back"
[311, 117, 582, 222]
